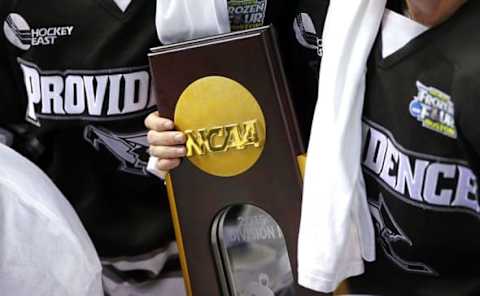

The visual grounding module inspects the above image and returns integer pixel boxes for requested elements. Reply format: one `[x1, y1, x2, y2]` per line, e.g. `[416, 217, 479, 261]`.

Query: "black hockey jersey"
[350, 2, 480, 295]
[1, 0, 168, 258]
[0, 0, 324, 258]
[285, 0, 329, 146]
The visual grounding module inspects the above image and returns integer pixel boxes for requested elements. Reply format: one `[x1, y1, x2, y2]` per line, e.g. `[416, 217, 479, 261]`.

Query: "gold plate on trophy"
[174, 76, 266, 177]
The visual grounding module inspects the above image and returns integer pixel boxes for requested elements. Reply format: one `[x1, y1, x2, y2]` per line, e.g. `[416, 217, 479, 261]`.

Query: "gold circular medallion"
[174, 76, 266, 177]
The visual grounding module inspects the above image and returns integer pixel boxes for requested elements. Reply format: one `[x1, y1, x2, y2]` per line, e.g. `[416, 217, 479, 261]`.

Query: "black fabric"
[350, 2, 480, 295]
[0, 0, 24, 126]
[1, 0, 171, 258]
[386, 0, 405, 14]
[284, 0, 329, 147]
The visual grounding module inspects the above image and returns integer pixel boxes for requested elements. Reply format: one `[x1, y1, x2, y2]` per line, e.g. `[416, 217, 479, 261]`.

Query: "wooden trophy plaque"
[149, 26, 314, 296]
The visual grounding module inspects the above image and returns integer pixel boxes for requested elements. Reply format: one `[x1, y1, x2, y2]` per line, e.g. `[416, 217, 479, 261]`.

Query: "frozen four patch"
[409, 81, 457, 139]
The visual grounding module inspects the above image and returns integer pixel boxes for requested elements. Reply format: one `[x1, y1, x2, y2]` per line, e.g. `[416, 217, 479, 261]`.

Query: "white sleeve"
[155, 0, 230, 44]
[297, 0, 385, 292]
[0, 144, 103, 296]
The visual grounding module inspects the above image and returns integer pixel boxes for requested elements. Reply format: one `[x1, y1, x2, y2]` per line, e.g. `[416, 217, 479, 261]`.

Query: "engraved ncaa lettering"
[362, 120, 479, 216]
[18, 59, 155, 126]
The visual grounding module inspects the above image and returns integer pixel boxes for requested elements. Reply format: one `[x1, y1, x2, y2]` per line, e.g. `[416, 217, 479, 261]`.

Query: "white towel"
[155, 0, 230, 45]
[298, 0, 386, 293]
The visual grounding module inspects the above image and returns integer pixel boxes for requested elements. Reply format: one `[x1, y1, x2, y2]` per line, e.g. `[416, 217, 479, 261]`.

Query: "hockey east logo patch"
[228, 0, 267, 30]
[409, 81, 457, 139]
[3, 13, 73, 50]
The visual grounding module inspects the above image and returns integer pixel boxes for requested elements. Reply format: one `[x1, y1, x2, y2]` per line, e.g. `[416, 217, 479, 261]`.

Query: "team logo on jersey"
[3, 13, 73, 50]
[362, 120, 479, 217]
[228, 0, 267, 30]
[370, 194, 437, 275]
[18, 59, 155, 126]
[293, 13, 323, 57]
[84, 126, 149, 175]
[409, 81, 457, 139]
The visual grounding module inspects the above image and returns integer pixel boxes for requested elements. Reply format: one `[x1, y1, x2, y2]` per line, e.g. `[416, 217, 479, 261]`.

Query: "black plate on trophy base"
[212, 204, 295, 296]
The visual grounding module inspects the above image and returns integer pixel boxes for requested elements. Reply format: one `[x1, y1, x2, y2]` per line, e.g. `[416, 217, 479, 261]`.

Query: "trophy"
[149, 26, 314, 296]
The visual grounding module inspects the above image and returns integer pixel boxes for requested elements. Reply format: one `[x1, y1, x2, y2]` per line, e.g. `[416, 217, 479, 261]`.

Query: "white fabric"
[102, 242, 185, 296]
[147, 156, 166, 179]
[298, 0, 386, 293]
[102, 242, 179, 276]
[155, 0, 230, 45]
[103, 275, 186, 296]
[381, 9, 429, 58]
[0, 143, 103, 296]
[112, 0, 132, 12]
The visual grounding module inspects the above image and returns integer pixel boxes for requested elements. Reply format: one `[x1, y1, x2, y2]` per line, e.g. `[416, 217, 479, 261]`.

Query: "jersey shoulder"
[437, 1, 480, 76]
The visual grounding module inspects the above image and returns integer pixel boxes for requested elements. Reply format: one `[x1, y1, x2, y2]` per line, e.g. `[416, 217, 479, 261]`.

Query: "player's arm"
[144, 111, 186, 174]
